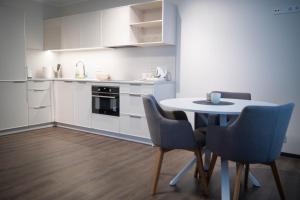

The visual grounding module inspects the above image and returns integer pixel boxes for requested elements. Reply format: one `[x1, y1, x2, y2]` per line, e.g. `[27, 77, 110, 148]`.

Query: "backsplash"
[27, 46, 176, 81]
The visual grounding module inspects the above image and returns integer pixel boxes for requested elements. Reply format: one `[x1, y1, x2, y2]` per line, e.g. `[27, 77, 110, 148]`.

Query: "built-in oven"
[92, 86, 120, 116]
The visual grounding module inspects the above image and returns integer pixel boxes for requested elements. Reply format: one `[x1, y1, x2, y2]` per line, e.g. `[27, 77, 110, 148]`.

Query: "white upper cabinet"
[79, 11, 102, 48]
[26, 14, 43, 50]
[129, 0, 176, 46]
[43, 1, 177, 49]
[0, 6, 26, 80]
[61, 14, 81, 49]
[44, 18, 61, 50]
[102, 6, 132, 47]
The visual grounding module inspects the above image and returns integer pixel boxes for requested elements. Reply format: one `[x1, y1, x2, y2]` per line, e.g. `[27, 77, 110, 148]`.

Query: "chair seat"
[194, 128, 206, 147]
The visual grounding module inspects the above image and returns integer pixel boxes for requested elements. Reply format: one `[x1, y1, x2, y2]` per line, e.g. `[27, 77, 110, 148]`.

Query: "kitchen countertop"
[27, 78, 173, 85]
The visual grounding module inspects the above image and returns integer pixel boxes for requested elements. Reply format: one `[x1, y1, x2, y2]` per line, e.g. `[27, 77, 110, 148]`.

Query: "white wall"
[174, 0, 300, 154]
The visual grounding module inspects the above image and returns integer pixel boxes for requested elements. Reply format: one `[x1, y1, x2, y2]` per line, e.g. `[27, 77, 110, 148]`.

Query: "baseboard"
[0, 123, 54, 136]
[281, 152, 300, 159]
[56, 123, 153, 146]
[0, 122, 152, 146]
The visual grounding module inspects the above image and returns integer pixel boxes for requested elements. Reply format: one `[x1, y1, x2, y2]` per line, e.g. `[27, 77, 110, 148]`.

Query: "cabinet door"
[0, 82, 28, 131]
[0, 6, 26, 80]
[74, 82, 91, 128]
[61, 15, 80, 49]
[79, 11, 101, 48]
[44, 18, 61, 50]
[102, 6, 131, 47]
[26, 14, 43, 50]
[54, 81, 75, 125]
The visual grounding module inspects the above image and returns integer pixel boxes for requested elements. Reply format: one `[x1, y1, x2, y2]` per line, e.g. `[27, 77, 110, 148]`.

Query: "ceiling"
[33, 0, 90, 7]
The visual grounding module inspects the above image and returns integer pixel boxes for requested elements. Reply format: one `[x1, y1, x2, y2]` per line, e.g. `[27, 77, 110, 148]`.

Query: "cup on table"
[210, 92, 221, 104]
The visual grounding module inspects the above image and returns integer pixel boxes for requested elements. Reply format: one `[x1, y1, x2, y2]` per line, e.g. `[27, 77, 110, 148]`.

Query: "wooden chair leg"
[194, 159, 199, 179]
[270, 161, 286, 200]
[233, 162, 243, 200]
[207, 153, 217, 184]
[151, 148, 164, 195]
[195, 149, 209, 195]
[244, 164, 249, 189]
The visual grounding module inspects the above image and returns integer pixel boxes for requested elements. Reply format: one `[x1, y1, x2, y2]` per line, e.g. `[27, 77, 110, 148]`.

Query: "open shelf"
[130, 20, 162, 28]
[130, 1, 162, 23]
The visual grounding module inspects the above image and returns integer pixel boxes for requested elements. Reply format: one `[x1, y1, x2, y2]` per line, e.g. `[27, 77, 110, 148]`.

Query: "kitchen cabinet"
[119, 82, 175, 138]
[44, 18, 61, 50]
[129, 0, 177, 46]
[91, 114, 120, 133]
[54, 81, 75, 125]
[27, 81, 52, 126]
[74, 82, 91, 128]
[0, 6, 26, 80]
[26, 14, 43, 50]
[61, 15, 81, 49]
[119, 114, 149, 138]
[79, 11, 102, 48]
[102, 6, 132, 47]
[0, 82, 28, 131]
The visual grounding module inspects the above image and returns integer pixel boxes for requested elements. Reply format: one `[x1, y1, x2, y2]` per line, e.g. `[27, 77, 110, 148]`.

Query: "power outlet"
[274, 5, 300, 15]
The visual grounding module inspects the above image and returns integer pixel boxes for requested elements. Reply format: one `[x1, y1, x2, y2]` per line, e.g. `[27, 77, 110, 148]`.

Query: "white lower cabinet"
[74, 82, 91, 128]
[91, 114, 119, 133]
[0, 82, 28, 131]
[27, 81, 52, 126]
[119, 114, 149, 138]
[54, 81, 75, 125]
[29, 106, 52, 125]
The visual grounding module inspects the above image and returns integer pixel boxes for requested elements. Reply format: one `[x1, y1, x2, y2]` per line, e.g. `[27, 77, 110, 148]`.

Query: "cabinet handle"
[77, 81, 87, 84]
[130, 83, 142, 86]
[33, 89, 45, 92]
[13, 81, 27, 83]
[129, 115, 142, 119]
[129, 93, 141, 97]
[63, 81, 73, 83]
[33, 80, 45, 83]
[33, 106, 47, 109]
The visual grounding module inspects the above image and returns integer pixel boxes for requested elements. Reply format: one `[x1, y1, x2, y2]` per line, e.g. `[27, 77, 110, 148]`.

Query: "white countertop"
[27, 78, 173, 85]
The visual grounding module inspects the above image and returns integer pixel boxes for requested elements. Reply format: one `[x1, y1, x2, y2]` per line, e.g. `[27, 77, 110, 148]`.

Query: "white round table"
[160, 97, 277, 200]
[160, 97, 276, 115]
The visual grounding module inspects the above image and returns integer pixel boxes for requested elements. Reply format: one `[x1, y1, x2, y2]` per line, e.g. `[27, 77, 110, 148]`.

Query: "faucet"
[75, 61, 86, 79]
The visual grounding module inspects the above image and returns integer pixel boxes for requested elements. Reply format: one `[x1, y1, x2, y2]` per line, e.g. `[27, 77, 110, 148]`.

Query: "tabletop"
[160, 97, 277, 115]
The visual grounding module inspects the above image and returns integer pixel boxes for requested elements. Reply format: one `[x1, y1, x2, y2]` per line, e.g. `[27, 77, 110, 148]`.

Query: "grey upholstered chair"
[143, 95, 208, 195]
[206, 103, 294, 200]
[193, 91, 251, 178]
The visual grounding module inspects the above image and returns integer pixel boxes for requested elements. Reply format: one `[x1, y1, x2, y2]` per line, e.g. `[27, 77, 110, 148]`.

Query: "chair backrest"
[142, 95, 164, 146]
[195, 91, 251, 128]
[230, 103, 294, 163]
[212, 91, 251, 100]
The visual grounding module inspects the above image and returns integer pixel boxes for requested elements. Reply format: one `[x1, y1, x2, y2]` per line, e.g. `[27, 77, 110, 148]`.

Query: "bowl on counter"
[96, 71, 111, 81]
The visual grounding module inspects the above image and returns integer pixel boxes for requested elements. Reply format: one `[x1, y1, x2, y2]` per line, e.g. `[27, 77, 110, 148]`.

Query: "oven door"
[92, 94, 119, 116]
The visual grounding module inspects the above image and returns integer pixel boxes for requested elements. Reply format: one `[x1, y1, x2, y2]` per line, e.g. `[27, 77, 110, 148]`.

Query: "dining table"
[160, 97, 276, 200]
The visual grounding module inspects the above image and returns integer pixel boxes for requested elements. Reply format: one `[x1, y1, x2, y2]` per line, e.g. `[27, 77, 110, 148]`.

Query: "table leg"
[221, 158, 230, 200]
[169, 156, 197, 186]
[249, 171, 261, 187]
[204, 148, 211, 171]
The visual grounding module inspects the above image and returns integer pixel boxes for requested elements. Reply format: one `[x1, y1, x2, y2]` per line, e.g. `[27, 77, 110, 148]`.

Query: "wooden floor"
[0, 127, 299, 200]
